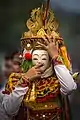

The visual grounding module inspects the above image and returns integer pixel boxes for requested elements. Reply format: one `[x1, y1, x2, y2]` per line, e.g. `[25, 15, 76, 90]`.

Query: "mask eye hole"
[33, 58, 38, 60]
[42, 58, 47, 60]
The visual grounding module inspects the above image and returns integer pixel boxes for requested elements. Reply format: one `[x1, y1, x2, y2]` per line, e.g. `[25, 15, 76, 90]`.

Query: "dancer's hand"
[37, 34, 58, 59]
[24, 63, 43, 82]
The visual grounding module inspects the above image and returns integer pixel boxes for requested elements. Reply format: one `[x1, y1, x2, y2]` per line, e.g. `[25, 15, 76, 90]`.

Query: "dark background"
[0, 0, 80, 119]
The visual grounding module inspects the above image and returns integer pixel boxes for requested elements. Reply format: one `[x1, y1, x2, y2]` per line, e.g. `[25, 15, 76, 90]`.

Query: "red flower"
[24, 53, 32, 60]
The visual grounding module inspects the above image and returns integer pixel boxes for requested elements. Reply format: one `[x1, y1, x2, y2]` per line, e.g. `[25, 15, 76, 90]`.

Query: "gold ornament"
[21, 1, 61, 50]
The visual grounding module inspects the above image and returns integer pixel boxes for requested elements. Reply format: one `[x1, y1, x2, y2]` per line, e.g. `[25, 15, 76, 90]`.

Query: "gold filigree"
[21, 5, 59, 41]
[26, 7, 43, 35]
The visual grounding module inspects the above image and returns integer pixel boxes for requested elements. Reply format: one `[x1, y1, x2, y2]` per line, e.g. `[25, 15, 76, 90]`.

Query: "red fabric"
[36, 90, 59, 102]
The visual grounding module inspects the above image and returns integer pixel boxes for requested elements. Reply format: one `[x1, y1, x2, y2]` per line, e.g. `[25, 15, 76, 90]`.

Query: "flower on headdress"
[24, 53, 32, 60]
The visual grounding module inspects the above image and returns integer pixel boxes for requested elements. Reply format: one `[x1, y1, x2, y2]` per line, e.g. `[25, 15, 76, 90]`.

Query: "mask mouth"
[39, 64, 46, 71]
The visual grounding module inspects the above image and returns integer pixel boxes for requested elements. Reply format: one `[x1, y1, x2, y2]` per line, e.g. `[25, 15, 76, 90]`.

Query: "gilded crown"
[21, 0, 63, 50]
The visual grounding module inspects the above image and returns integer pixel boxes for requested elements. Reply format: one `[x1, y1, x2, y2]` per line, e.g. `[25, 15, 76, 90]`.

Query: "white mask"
[32, 50, 50, 71]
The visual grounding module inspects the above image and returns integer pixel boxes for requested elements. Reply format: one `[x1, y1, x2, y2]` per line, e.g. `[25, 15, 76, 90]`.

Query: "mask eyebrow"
[41, 54, 47, 56]
[33, 54, 39, 56]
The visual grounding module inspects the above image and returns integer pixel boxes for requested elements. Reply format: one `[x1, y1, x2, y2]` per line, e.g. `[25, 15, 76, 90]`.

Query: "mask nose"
[37, 59, 42, 64]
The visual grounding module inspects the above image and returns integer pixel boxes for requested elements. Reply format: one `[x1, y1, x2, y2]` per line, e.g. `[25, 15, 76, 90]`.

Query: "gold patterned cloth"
[23, 76, 63, 120]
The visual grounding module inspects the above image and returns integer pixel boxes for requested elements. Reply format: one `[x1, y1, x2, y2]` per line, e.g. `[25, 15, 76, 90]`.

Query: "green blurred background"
[0, 0, 80, 119]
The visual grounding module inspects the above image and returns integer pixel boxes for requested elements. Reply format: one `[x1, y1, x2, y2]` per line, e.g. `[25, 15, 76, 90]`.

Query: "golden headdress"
[21, 0, 71, 70]
[21, 0, 62, 49]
